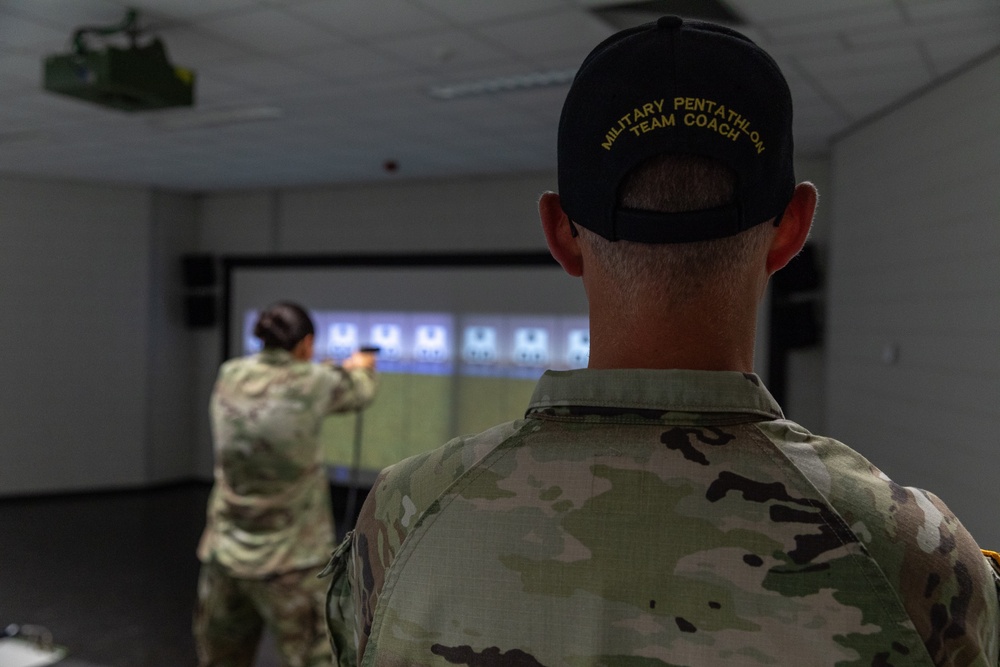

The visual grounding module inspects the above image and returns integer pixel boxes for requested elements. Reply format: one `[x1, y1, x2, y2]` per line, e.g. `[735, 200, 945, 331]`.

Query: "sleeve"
[766, 426, 1000, 666]
[979, 550, 1000, 667]
[349, 460, 423, 663]
[322, 366, 379, 415]
[886, 488, 1000, 667]
[343, 420, 527, 662]
[817, 446, 1000, 667]
[347, 437, 477, 661]
[322, 535, 358, 667]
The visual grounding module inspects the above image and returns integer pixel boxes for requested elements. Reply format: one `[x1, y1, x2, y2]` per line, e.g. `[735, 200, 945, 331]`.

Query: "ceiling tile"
[822, 65, 934, 99]
[785, 79, 852, 126]
[729, 0, 895, 23]
[0, 76, 35, 98]
[287, 43, 413, 82]
[793, 98, 853, 137]
[334, 90, 438, 126]
[503, 85, 570, 125]
[847, 12, 1000, 48]
[799, 43, 929, 76]
[900, 0, 1000, 21]
[923, 31, 1000, 75]
[476, 9, 613, 59]
[0, 12, 70, 51]
[0, 53, 38, 85]
[763, 6, 903, 43]
[199, 7, 344, 55]
[184, 73, 271, 108]
[793, 134, 834, 157]
[0, 128, 57, 152]
[12, 87, 120, 124]
[373, 28, 512, 73]
[426, 96, 547, 135]
[0, 0, 995, 189]
[0, 0, 130, 29]
[414, 0, 568, 25]
[763, 37, 849, 61]
[119, 0, 264, 20]
[285, 0, 446, 39]
[820, 64, 934, 120]
[155, 24, 258, 64]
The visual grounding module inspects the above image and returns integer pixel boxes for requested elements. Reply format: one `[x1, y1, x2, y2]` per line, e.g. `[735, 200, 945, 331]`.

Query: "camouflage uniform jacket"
[198, 349, 378, 578]
[326, 369, 1000, 666]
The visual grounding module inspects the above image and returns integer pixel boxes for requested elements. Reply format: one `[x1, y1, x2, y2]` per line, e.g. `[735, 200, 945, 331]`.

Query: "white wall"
[826, 51, 1000, 545]
[200, 172, 555, 256]
[0, 178, 151, 494]
[146, 191, 201, 482]
[0, 177, 201, 495]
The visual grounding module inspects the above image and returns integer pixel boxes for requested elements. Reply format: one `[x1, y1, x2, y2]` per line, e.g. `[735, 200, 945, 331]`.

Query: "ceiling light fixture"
[150, 106, 283, 131]
[427, 68, 577, 100]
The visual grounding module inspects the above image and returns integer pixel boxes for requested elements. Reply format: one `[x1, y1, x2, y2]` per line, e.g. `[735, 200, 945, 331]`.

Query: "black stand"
[342, 409, 364, 532]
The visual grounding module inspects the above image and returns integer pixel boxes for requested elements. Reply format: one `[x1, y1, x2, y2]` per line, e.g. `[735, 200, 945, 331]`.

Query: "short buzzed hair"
[579, 154, 773, 311]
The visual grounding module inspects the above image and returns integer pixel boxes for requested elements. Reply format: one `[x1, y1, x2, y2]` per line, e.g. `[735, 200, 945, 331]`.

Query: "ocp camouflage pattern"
[327, 369, 999, 666]
[195, 560, 333, 666]
[199, 348, 378, 578]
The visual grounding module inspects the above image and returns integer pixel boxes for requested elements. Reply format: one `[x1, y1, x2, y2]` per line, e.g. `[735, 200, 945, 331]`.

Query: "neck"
[585, 293, 760, 373]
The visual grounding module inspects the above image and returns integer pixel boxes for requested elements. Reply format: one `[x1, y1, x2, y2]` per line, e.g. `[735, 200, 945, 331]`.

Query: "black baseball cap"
[557, 16, 795, 243]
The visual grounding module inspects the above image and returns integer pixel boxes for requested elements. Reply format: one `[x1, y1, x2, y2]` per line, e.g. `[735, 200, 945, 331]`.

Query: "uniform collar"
[527, 368, 782, 421]
[257, 348, 296, 365]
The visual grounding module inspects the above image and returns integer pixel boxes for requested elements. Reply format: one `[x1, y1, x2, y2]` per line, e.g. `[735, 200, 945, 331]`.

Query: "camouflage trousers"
[194, 560, 334, 667]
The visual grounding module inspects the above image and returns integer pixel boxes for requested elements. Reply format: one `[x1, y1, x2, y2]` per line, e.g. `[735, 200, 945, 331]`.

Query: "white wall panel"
[827, 52, 1000, 545]
[277, 172, 555, 254]
[146, 191, 201, 483]
[0, 178, 152, 494]
[197, 191, 277, 254]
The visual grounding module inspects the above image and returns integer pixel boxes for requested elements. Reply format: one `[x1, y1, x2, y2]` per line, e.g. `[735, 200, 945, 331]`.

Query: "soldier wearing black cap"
[325, 17, 1000, 666]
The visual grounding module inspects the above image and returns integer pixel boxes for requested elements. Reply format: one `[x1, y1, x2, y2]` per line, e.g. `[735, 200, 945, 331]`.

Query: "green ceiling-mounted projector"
[43, 8, 195, 112]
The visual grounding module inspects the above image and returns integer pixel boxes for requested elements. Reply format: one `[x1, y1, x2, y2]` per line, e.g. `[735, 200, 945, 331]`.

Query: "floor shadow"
[0, 481, 365, 667]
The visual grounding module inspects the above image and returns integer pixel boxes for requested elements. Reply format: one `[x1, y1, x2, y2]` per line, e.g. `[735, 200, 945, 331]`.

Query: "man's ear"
[539, 192, 584, 277]
[766, 182, 817, 275]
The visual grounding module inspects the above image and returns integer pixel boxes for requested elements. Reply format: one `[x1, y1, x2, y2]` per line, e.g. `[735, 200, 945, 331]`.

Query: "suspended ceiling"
[0, 0, 997, 191]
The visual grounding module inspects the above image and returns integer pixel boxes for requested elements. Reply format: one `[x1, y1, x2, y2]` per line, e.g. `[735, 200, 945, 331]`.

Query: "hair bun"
[252, 302, 315, 352]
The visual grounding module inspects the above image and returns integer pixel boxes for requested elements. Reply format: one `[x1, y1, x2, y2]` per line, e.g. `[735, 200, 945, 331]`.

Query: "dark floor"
[0, 481, 368, 667]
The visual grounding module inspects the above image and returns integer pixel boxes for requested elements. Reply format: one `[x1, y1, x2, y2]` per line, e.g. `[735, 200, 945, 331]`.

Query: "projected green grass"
[321, 373, 538, 472]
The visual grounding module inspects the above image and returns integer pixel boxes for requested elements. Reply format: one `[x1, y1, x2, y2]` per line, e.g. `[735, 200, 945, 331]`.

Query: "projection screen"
[223, 253, 589, 484]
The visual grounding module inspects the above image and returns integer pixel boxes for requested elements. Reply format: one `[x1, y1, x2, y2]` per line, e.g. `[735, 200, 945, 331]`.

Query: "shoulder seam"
[363, 419, 536, 653]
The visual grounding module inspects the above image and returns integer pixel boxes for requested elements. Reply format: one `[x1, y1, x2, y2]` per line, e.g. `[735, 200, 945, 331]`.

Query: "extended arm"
[325, 351, 379, 414]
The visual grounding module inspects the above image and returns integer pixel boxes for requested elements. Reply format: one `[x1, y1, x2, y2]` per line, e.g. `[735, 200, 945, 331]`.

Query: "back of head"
[253, 301, 314, 352]
[556, 17, 796, 307]
[582, 153, 770, 308]
[558, 16, 794, 245]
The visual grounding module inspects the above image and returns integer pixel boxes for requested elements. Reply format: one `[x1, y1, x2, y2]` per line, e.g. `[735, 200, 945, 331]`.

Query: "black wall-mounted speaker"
[772, 243, 821, 296]
[181, 254, 217, 289]
[184, 294, 217, 329]
[772, 301, 821, 349]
